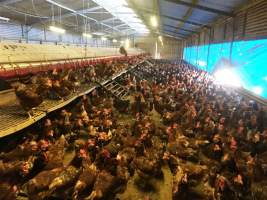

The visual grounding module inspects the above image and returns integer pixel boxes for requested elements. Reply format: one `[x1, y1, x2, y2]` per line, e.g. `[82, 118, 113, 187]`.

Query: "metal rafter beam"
[0, 0, 23, 5]
[100, 17, 117, 23]
[163, 24, 198, 33]
[162, 32, 184, 40]
[59, 6, 103, 19]
[43, 1, 121, 34]
[103, 23, 129, 31]
[164, 35, 182, 40]
[30, 6, 103, 26]
[165, 0, 234, 17]
[115, 23, 129, 28]
[72, 26, 120, 36]
[121, 28, 135, 32]
[162, 14, 208, 27]
[126, 4, 208, 27]
[68, 22, 120, 33]
[54, 6, 103, 20]
[160, 28, 188, 37]
[105, 24, 130, 31]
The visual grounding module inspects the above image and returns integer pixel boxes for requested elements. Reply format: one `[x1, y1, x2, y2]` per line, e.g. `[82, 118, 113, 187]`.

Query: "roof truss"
[165, 0, 234, 17]
[163, 24, 198, 33]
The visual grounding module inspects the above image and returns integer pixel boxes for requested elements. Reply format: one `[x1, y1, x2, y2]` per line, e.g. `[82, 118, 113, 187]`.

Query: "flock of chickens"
[0, 57, 267, 200]
[11, 58, 133, 117]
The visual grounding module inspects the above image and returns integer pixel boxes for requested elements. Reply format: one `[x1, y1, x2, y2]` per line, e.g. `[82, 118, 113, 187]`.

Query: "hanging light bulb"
[125, 38, 130, 49]
[83, 33, 92, 38]
[158, 35, 163, 42]
[49, 26, 66, 34]
[101, 36, 107, 41]
[0, 16, 10, 21]
[158, 35, 163, 46]
[150, 16, 158, 28]
[48, 2, 65, 34]
[93, 32, 105, 36]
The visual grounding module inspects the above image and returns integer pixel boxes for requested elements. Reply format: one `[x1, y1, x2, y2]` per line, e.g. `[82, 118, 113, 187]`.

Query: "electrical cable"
[0, 5, 49, 19]
[31, 0, 47, 25]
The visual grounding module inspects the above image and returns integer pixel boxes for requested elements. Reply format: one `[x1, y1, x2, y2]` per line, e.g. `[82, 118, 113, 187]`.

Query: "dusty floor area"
[116, 164, 173, 200]
[60, 102, 172, 200]
[114, 107, 173, 200]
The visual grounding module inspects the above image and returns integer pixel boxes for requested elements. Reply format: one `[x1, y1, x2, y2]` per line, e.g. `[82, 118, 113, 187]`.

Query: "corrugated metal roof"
[157, 0, 249, 39]
[0, 0, 147, 38]
[188, 9, 217, 24]
[195, 0, 248, 11]
[160, 1, 189, 18]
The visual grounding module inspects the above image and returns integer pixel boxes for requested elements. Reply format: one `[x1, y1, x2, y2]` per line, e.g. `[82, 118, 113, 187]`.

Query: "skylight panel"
[91, 0, 149, 34]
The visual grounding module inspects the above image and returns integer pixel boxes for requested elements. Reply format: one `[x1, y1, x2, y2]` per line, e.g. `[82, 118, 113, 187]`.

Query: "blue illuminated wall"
[183, 39, 267, 99]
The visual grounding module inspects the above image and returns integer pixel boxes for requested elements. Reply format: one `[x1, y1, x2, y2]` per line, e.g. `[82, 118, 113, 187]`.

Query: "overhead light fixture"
[120, 40, 125, 44]
[150, 16, 158, 28]
[158, 35, 163, 46]
[158, 35, 163, 43]
[49, 25, 66, 34]
[101, 37, 107, 41]
[0, 16, 10, 21]
[112, 39, 118, 43]
[83, 33, 92, 38]
[125, 38, 130, 49]
[93, 32, 105, 36]
[158, 35, 162, 42]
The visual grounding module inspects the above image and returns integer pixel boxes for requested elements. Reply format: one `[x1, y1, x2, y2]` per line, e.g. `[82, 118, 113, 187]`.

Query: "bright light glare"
[264, 76, 267, 81]
[252, 86, 263, 95]
[112, 39, 118, 43]
[101, 37, 107, 41]
[120, 40, 124, 44]
[49, 26, 65, 34]
[93, 32, 105, 36]
[150, 16, 158, 27]
[0, 16, 10, 21]
[91, 0, 149, 34]
[158, 36, 163, 42]
[197, 60, 207, 67]
[83, 33, 92, 38]
[158, 35, 163, 46]
[214, 68, 242, 87]
[125, 39, 130, 49]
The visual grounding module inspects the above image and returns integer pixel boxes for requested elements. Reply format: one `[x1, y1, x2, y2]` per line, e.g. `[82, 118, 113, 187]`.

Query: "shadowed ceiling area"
[127, 0, 250, 40]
